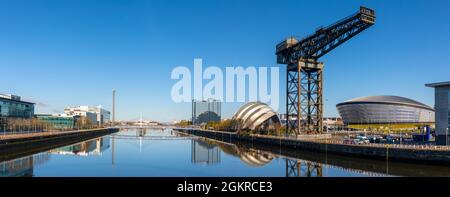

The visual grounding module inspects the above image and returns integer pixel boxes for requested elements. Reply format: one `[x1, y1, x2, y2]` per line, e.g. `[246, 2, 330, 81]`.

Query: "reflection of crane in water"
[286, 159, 323, 177]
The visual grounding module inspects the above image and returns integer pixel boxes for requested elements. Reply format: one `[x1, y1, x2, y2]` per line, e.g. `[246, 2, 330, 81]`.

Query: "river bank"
[0, 128, 119, 162]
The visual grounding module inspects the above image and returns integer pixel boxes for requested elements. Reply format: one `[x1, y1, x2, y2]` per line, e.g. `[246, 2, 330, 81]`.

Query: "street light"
[446, 127, 448, 146]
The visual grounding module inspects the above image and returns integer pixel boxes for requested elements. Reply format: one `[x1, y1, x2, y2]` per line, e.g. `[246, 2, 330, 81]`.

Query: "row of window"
[0, 100, 34, 118]
[338, 104, 434, 124]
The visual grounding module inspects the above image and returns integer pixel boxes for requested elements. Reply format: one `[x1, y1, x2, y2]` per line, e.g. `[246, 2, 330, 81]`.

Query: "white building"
[426, 81, 450, 145]
[64, 106, 111, 126]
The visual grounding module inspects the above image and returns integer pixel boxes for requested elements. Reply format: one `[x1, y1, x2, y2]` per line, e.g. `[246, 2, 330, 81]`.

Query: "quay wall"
[0, 128, 119, 162]
[175, 128, 450, 165]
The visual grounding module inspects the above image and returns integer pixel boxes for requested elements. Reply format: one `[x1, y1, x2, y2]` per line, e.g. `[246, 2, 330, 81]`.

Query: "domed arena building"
[232, 102, 281, 132]
[336, 96, 435, 127]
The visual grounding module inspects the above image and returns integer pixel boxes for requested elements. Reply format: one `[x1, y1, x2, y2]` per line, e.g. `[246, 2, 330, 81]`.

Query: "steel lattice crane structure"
[276, 7, 376, 135]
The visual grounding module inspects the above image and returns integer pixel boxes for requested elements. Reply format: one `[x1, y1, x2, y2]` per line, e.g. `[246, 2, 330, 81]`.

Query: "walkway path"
[0, 128, 110, 141]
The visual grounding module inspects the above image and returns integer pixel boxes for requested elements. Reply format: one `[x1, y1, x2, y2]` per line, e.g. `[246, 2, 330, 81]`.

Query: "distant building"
[337, 95, 435, 125]
[323, 117, 343, 125]
[64, 106, 110, 126]
[89, 106, 111, 126]
[279, 113, 297, 126]
[0, 94, 35, 118]
[35, 114, 78, 129]
[133, 120, 160, 127]
[426, 81, 450, 145]
[323, 117, 344, 131]
[64, 107, 97, 126]
[192, 99, 221, 125]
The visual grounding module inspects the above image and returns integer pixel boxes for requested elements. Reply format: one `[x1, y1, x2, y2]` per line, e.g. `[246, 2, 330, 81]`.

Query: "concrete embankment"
[0, 128, 119, 162]
[175, 128, 450, 165]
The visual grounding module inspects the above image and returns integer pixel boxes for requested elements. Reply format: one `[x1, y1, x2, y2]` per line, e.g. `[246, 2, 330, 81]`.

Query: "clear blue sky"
[1, 0, 449, 122]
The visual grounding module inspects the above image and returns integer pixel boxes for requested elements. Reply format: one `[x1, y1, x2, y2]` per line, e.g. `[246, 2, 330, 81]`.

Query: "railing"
[0, 117, 104, 141]
[0, 127, 109, 141]
[111, 134, 194, 141]
[301, 138, 450, 151]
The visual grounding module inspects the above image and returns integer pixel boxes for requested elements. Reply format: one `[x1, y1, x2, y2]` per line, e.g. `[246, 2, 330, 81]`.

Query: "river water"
[1, 128, 450, 177]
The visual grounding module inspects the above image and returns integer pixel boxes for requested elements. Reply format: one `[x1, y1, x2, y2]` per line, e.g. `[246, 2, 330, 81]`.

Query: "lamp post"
[446, 127, 448, 146]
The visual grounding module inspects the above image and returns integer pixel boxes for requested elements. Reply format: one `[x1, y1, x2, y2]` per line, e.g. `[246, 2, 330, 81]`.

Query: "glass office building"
[192, 99, 221, 125]
[35, 114, 77, 129]
[0, 94, 35, 118]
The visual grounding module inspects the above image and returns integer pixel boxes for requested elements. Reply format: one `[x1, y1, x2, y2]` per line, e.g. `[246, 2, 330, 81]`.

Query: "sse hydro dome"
[336, 96, 435, 125]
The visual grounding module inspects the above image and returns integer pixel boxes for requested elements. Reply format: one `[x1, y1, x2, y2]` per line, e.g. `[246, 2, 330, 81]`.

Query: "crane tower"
[276, 7, 376, 135]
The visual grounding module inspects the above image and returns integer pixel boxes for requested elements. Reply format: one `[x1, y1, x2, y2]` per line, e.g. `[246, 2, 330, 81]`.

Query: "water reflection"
[212, 141, 276, 167]
[285, 159, 323, 177]
[190, 135, 450, 177]
[50, 136, 110, 156]
[192, 137, 397, 177]
[191, 140, 221, 164]
[1, 129, 449, 177]
[0, 136, 111, 177]
[0, 153, 50, 177]
[192, 137, 325, 177]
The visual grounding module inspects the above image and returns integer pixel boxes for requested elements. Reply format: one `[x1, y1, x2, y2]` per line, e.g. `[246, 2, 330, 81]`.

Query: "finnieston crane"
[276, 6, 376, 135]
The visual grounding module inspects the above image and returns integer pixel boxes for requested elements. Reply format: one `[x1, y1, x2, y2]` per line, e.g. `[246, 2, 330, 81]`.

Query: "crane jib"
[276, 6, 375, 64]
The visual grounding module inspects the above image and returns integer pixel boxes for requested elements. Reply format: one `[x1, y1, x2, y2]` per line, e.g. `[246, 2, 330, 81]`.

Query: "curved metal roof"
[233, 102, 280, 130]
[337, 95, 433, 111]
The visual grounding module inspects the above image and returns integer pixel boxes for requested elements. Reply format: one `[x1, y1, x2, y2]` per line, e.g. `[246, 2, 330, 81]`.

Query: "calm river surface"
[1, 128, 450, 177]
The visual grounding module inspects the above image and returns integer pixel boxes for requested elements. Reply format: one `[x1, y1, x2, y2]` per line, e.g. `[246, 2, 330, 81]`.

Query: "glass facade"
[191, 140, 220, 164]
[192, 99, 221, 125]
[36, 115, 76, 129]
[0, 98, 34, 118]
[0, 153, 49, 177]
[337, 103, 434, 124]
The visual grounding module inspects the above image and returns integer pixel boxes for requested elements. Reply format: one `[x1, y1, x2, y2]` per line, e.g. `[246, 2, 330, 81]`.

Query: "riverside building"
[426, 81, 450, 145]
[0, 94, 35, 118]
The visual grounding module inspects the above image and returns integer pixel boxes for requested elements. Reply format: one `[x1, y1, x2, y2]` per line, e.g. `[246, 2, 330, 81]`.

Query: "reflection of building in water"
[213, 141, 276, 167]
[200, 138, 324, 176]
[191, 140, 221, 164]
[136, 128, 147, 137]
[50, 137, 110, 156]
[196, 138, 325, 177]
[238, 150, 275, 167]
[0, 153, 50, 177]
[285, 159, 323, 177]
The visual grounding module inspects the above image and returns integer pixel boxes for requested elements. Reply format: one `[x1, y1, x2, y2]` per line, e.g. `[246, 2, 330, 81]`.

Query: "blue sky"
[1, 0, 449, 122]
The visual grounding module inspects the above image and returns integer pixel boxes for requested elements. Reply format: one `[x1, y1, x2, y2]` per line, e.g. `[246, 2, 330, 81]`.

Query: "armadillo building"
[337, 96, 434, 125]
[233, 102, 280, 131]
